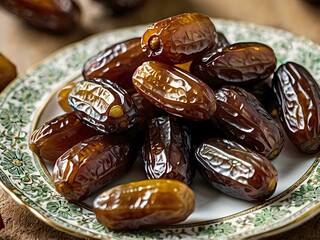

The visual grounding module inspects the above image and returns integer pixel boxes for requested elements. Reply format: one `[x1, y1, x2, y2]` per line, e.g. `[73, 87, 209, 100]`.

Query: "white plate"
[0, 19, 320, 239]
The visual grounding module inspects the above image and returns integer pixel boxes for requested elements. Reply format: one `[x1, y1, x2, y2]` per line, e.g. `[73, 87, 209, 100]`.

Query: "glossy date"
[68, 79, 138, 134]
[191, 42, 277, 89]
[142, 115, 194, 185]
[29, 112, 98, 163]
[53, 135, 134, 201]
[212, 86, 284, 159]
[93, 179, 195, 230]
[195, 138, 278, 201]
[272, 62, 320, 153]
[82, 38, 149, 94]
[132, 61, 216, 121]
[141, 13, 218, 64]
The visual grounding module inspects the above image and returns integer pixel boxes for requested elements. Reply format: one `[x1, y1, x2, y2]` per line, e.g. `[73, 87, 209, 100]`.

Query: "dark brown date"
[272, 62, 320, 153]
[195, 138, 278, 201]
[53, 134, 135, 201]
[141, 13, 218, 64]
[142, 115, 194, 185]
[212, 86, 284, 159]
[132, 61, 216, 121]
[245, 76, 277, 115]
[93, 179, 195, 230]
[68, 79, 138, 134]
[29, 112, 98, 163]
[0, 0, 80, 34]
[82, 38, 149, 94]
[0, 53, 17, 91]
[190, 42, 277, 89]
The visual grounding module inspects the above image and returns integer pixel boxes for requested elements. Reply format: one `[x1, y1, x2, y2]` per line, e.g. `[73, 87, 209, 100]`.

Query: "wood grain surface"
[0, 0, 320, 239]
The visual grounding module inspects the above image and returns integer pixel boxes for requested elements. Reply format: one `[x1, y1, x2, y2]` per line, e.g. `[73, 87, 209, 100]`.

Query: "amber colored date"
[272, 62, 320, 153]
[0, 53, 17, 91]
[82, 38, 149, 94]
[212, 86, 284, 159]
[29, 112, 98, 163]
[195, 138, 278, 201]
[68, 79, 138, 134]
[142, 115, 194, 185]
[141, 13, 218, 64]
[93, 179, 195, 230]
[53, 134, 135, 201]
[57, 82, 76, 112]
[191, 42, 277, 89]
[132, 61, 216, 121]
[0, 0, 80, 34]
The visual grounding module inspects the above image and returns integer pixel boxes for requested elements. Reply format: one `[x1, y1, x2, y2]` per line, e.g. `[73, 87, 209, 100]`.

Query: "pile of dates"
[29, 13, 320, 230]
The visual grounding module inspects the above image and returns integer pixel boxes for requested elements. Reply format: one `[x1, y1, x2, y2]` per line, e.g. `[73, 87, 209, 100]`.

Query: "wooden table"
[0, 0, 320, 239]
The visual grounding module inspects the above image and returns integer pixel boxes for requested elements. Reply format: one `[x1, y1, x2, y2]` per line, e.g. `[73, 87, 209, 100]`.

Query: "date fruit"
[82, 38, 149, 94]
[53, 134, 135, 201]
[29, 112, 98, 163]
[141, 13, 218, 64]
[191, 42, 277, 89]
[142, 115, 194, 185]
[212, 86, 284, 159]
[195, 138, 278, 201]
[93, 179, 195, 230]
[0, 0, 81, 34]
[68, 79, 138, 134]
[57, 82, 76, 112]
[0, 53, 17, 91]
[272, 62, 320, 153]
[132, 61, 216, 121]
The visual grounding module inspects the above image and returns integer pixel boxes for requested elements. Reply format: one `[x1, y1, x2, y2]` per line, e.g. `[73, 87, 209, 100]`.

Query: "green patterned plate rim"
[0, 19, 320, 239]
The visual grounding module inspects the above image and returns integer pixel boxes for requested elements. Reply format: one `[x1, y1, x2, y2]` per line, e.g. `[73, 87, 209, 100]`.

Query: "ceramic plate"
[0, 19, 320, 240]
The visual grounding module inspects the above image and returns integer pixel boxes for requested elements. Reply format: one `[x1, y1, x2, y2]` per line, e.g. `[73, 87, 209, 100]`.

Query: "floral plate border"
[0, 19, 320, 239]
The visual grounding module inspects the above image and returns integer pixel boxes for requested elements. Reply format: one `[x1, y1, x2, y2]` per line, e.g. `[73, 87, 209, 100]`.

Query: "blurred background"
[0, 0, 320, 239]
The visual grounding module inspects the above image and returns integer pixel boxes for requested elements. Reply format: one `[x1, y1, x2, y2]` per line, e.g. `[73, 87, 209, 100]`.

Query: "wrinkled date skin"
[68, 79, 138, 134]
[195, 138, 278, 201]
[53, 134, 134, 201]
[0, 53, 17, 91]
[93, 179, 195, 230]
[191, 42, 277, 89]
[212, 86, 284, 159]
[141, 13, 218, 64]
[142, 115, 194, 185]
[132, 61, 216, 121]
[272, 62, 320, 153]
[82, 38, 149, 94]
[29, 112, 98, 164]
[0, 0, 81, 34]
